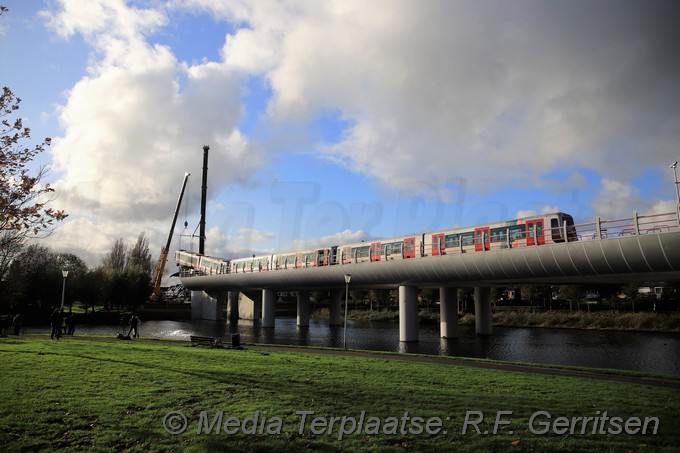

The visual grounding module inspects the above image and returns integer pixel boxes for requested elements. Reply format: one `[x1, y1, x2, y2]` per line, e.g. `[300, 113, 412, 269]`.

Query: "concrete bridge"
[179, 211, 680, 342]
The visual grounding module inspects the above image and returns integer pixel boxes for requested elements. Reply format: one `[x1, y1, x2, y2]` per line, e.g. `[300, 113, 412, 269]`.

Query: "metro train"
[175, 212, 577, 275]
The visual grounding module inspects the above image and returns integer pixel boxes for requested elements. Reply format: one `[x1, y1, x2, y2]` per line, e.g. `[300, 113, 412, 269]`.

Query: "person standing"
[127, 314, 140, 339]
[66, 315, 76, 335]
[13, 313, 24, 335]
[50, 309, 63, 340]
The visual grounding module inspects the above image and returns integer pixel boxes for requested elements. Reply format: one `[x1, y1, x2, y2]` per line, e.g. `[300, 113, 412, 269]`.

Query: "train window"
[382, 243, 392, 256]
[564, 215, 577, 241]
[445, 234, 459, 247]
[460, 232, 474, 246]
[490, 227, 507, 243]
[354, 246, 370, 260]
[509, 225, 525, 241]
[551, 219, 562, 242]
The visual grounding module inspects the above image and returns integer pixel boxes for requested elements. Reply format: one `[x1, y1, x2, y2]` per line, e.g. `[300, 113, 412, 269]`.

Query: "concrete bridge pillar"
[440, 287, 459, 338]
[329, 290, 342, 326]
[399, 285, 419, 342]
[227, 291, 239, 321]
[239, 291, 262, 320]
[191, 291, 224, 320]
[297, 290, 310, 327]
[474, 286, 492, 335]
[191, 290, 203, 319]
[262, 289, 276, 328]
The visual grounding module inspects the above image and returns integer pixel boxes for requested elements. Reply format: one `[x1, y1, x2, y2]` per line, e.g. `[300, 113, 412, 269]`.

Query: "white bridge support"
[439, 287, 459, 338]
[191, 290, 224, 320]
[474, 287, 492, 335]
[399, 285, 419, 342]
[262, 289, 276, 328]
[191, 290, 203, 319]
[297, 290, 310, 327]
[238, 291, 262, 320]
[329, 290, 342, 326]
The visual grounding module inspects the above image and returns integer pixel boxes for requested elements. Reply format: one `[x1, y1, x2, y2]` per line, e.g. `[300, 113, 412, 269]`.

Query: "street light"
[671, 161, 680, 205]
[343, 274, 351, 349]
[671, 161, 680, 225]
[60, 270, 69, 310]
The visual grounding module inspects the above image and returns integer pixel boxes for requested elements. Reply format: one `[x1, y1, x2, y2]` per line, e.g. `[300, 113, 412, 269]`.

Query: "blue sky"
[2, 0, 679, 267]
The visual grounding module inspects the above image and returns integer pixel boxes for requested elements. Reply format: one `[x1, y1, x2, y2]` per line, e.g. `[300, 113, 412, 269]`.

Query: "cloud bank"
[37, 0, 680, 264]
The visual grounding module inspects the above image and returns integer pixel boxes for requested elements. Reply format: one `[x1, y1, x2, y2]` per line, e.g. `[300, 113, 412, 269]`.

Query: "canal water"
[31, 317, 680, 375]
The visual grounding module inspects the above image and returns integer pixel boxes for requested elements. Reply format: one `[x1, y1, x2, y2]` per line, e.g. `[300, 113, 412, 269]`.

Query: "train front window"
[564, 215, 577, 241]
[551, 219, 561, 241]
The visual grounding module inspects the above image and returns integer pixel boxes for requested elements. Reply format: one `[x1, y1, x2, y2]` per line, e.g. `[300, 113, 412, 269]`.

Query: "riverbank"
[486, 310, 680, 332]
[316, 308, 680, 333]
[1, 335, 678, 452]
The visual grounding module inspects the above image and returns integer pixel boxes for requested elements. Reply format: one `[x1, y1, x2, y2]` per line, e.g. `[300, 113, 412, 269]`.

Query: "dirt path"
[245, 343, 680, 390]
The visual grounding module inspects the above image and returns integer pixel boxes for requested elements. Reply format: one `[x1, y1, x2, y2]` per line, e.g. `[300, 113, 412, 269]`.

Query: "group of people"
[1, 309, 140, 340]
[0, 313, 24, 336]
[49, 309, 76, 340]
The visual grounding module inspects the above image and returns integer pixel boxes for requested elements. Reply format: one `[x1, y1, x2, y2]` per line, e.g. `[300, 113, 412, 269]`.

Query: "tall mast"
[199, 145, 209, 255]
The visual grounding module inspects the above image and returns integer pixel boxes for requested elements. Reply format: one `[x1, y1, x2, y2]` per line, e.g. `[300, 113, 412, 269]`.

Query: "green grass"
[489, 310, 680, 332]
[1, 336, 678, 452]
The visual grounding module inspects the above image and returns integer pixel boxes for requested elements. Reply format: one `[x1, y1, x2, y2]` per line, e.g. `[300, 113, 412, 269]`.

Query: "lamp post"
[671, 161, 680, 225]
[60, 270, 69, 310]
[343, 274, 351, 349]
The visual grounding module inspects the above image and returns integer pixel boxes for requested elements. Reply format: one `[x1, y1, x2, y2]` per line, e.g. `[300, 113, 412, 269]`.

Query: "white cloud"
[36, 0, 680, 264]
[515, 206, 561, 219]
[649, 200, 677, 215]
[592, 179, 642, 218]
[39, 0, 266, 266]
[285, 229, 369, 253]
[201, 0, 679, 198]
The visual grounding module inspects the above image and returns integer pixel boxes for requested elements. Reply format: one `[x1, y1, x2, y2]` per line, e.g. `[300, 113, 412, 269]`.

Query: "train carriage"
[176, 212, 578, 276]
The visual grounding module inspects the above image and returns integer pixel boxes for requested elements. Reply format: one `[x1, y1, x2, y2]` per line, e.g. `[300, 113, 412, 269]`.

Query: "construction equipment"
[150, 172, 190, 302]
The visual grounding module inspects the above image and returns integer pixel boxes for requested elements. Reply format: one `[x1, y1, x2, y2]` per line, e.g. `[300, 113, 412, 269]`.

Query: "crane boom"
[150, 172, 190, 302]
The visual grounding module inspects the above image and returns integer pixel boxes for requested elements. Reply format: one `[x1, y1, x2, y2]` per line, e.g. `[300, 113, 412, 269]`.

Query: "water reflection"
[27, 317, 680, 375]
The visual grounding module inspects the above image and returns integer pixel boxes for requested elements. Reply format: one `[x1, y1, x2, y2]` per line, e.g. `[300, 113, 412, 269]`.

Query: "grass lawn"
[0, 335, 678, 452]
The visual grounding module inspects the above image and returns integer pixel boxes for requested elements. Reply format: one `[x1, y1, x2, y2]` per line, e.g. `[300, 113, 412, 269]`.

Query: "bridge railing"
[573, 211, 679, 241]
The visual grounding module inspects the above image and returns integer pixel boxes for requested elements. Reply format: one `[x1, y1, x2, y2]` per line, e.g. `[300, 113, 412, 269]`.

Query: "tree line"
[0, 233, 154, 316]
[314, 283, 680, 314]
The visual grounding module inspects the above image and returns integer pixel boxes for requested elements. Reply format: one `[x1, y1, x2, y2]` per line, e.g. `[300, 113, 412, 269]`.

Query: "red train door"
[526, 220, 545, 246]
[370, 242, 381, 262]
[474, 227, 490, 251]
[403, 237, 415, 258]
[432, 233, 445, 255]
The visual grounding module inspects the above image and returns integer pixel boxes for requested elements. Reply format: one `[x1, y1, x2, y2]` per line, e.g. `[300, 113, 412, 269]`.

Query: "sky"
[2, 0, 679, 269]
